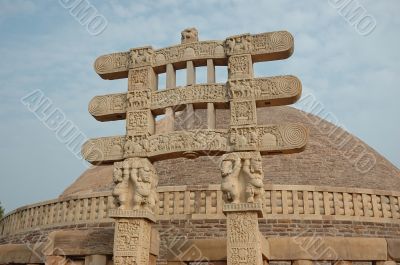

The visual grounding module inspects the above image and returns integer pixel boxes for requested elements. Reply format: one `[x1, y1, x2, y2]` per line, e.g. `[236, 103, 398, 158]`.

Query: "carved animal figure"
[181, 28, 198, 43]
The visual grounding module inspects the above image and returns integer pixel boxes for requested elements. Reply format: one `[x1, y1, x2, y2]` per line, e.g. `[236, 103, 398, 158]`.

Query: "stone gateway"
[0, 28, 399, 265]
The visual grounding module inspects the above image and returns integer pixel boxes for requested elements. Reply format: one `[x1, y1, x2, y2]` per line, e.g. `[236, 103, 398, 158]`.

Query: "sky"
[0, 0, 399, 212]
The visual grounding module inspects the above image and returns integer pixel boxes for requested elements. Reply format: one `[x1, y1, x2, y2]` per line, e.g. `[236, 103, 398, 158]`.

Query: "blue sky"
[0, 0, 399, 212]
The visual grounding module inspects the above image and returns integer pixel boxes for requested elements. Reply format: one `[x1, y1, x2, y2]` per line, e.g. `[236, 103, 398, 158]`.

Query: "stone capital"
[223, 202, 265, 218]
[108, 209, 156, 223]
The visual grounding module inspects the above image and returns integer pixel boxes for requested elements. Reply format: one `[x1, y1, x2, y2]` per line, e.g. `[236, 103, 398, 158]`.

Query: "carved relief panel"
[228, 54, 253, 80]
[129, 46, 154, 68]
[230, 100, 257, 126]
[226, 211, 263, 265]
[225, 34, 253, 55]
[113, 218, 152, 265]
[127, 90, 151, 110]
[128, 66, 156, 91]
[126, 110, 154, 136]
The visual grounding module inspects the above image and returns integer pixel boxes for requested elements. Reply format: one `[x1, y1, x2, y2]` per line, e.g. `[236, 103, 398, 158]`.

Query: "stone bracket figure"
[112, 157, 159, 214]
[220, 152, 265, 204]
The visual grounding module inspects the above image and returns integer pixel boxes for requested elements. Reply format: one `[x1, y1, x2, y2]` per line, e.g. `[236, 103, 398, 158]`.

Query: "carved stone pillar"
[110, 157, 159, 265]
[224, 203, 265, 265]
[109, 211, 155, 265]
[221, 152, 268, 265]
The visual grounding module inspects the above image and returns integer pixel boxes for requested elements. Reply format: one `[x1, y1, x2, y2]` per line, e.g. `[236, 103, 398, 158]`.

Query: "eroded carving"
[181, 27, 198, 44]
[221, 152, 264, 204]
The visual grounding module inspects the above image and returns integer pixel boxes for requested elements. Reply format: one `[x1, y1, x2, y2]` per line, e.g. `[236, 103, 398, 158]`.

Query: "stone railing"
[1, 184, 400, 237]
[0, 192, 115, 237]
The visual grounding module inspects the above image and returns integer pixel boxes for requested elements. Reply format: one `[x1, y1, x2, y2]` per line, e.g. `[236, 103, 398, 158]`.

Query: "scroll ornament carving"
[220, 152, 264, 204]
[112, 158, 159, 213]
[94, 52, 129, 74]
[88, 93, 126, 117]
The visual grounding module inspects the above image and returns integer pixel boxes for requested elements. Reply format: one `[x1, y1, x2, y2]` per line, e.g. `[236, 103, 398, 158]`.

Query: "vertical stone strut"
[165, 63, 175, 132]
[110, 46, 159, 264]
[207, 59, 216, 129]
[222, 34, 269, 265]
[185, 60, 196, 130]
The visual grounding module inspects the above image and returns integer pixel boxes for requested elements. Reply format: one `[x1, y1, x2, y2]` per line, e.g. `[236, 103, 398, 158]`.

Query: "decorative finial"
[181, 27, 198, 44]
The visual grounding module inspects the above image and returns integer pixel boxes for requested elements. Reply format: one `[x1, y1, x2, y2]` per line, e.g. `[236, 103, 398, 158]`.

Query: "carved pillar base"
[223, 203, 267, 265]
[109, 209, 157, 265]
